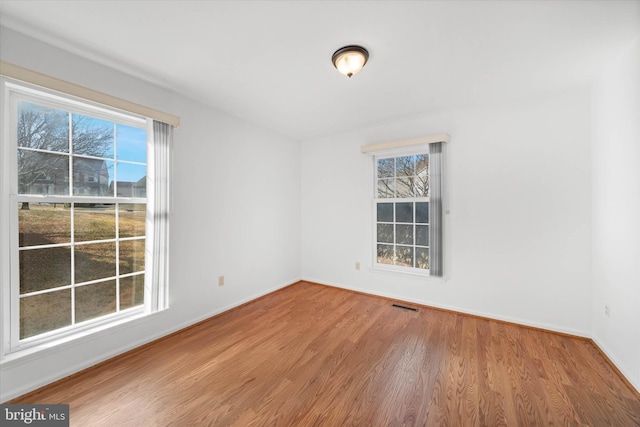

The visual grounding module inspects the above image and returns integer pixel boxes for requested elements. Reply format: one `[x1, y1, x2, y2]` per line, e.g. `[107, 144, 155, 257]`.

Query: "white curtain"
[146, 120, 172, 312]
[429, 142, 443, 276]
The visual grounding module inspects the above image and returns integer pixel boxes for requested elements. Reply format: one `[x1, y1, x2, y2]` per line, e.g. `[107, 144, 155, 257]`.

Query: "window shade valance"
[360, 133, 449, 154]
[0, 61, 180, 128]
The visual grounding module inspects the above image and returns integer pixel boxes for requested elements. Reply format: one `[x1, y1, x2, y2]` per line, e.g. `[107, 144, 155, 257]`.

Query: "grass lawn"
[18, 203, 146, 339]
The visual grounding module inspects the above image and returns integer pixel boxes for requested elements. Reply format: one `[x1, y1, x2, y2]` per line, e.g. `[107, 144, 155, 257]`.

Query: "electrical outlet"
[218, 276, 224, 287]
[355, 262, 360, 270]
[605, 305, 609, 317]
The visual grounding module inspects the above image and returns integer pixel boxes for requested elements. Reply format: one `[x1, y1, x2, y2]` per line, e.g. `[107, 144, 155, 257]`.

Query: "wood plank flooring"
[11, 281, 640, 426]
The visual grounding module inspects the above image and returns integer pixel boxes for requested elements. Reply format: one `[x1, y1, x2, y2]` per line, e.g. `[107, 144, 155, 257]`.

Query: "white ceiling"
[0, 1, 638, 141]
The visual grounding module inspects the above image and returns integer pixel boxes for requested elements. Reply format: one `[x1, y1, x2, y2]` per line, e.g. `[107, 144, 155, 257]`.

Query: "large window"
[372, 142, 444, 276]
[1, 79, 169, 355]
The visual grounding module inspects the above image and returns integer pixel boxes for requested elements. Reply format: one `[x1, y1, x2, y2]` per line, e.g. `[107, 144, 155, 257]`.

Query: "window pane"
[119, 204, 146, 238]
[120, 239, 145, 274]
[396, 224, 413, 245]
[377, 178, 395, 198]
[74, 204, 116, 242]
[416, 202, 429, 223]
[377, 244, 394, 265]
[115, 163, 146, 198]
[75, 280, 116, 323]
[377, 224, 394, 243]
[18, 101, 69, 153]
[72, 114, 114, 158]
[416, 225, 429, 246]
[19, 203, 70, 247]
[396, 177, 414, 198]
[116, 124, 147, 162]
[415, 172, 429, 198]
[73, 158, 114, 196]
[377, 203, 394, 222]
[396, 246, 414, 267]
[18, 150, 69, 195]
[396, 155, 415, 177]
[20, 247, 71, 294]
[75, 242, 116, 283]
[377, 158, 394, 178]
[416, 153, 428, 197]
[416, 247, 430, 270]
[120, 274, 145, 310]
[20, 289, 71, 339]
[416, 154, 428, 175]
[396, 202, 413, 223]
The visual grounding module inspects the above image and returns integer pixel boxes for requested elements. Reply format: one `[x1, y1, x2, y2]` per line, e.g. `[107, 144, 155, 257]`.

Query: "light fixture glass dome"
[332, 45, 369, 78]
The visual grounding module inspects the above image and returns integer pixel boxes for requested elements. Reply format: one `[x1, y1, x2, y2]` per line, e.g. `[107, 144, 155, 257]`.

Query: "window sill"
[0, 308, 159, 367]
[371, 264, 447, 281]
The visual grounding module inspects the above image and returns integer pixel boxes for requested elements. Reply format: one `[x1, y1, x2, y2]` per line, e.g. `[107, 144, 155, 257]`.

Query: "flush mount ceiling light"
[332, 45, 369, 78]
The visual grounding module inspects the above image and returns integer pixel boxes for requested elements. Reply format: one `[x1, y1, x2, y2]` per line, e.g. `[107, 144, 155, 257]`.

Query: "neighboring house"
[109, 176, 146, 197]
[73, 158, 110, 196]
[21, 153, 146, 198]
[19, 156, 110, 196]
[19, 165, 68, 195]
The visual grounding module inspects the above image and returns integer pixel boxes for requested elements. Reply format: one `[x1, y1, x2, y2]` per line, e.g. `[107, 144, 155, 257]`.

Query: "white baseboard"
[302, 277, 591, 338]
[591, 336, 640, 395]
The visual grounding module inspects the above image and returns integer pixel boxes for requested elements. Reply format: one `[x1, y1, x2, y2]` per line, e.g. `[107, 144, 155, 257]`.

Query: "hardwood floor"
[11, 281, 640, 426]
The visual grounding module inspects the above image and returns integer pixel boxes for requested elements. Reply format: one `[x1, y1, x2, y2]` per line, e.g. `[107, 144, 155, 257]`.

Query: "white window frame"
[0, 78, 165, 358]
[372, 147, 432, 276]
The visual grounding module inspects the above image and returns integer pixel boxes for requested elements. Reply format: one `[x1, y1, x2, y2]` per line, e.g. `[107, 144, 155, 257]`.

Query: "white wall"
[591, 38, 640, 392]
[0, 27, 301, 401]
[301, 89, 592, 336]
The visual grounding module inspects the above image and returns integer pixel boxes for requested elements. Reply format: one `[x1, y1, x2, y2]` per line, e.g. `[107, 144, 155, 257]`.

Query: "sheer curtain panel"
[428, 142, 443, 276]
[147, 120, 173, 312]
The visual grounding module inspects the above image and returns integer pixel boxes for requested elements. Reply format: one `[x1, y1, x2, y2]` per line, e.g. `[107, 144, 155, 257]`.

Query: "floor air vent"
[392, 303, 418, 312]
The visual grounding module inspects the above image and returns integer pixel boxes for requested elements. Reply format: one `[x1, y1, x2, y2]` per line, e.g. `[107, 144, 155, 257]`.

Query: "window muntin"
[6, 83, 149, 348]
[374, 153, 430, 272]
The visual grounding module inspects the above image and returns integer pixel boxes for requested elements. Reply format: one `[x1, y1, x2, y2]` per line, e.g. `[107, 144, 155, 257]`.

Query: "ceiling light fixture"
[332, 45, 369, 78]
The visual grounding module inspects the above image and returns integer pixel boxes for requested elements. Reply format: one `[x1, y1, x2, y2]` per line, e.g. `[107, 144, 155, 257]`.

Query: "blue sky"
[72, 114, 146, 164]
[116, 124, 146, 163]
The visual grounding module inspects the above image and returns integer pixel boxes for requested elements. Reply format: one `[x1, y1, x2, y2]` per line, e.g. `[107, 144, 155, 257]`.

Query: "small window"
[375, 153, 430, 271]
[373, 144, 444, 275]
